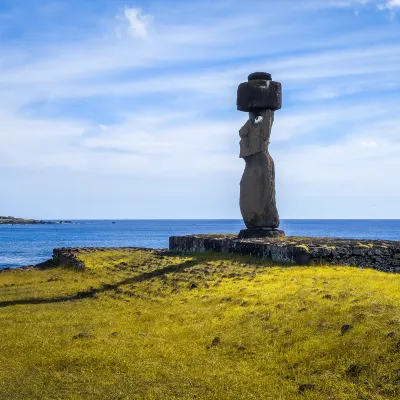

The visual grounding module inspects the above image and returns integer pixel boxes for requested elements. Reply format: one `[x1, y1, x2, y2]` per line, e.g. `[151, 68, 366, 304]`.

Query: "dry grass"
[1, 250, 400, 399]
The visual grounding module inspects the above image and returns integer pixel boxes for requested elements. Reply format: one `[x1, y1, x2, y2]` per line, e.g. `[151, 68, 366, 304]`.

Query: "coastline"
[2, 219, 400, 271]
[0, 216, 72, 225]
[2, 235, 398, 273]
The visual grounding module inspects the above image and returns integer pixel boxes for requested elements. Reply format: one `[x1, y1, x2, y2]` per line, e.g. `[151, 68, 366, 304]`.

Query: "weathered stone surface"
[52, 247, 158, 270]
[237, 72, 283, 237]
[239, 110, 279, 229]
[169, 235, 400, 273]
[238, 228, 284, 239]
[239, 110, 273, 158]
[248, 72, 272, 81]
[237, 80, 282, 112]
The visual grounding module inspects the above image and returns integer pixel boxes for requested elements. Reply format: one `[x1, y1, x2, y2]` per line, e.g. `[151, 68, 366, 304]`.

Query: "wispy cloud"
[327, 0, 400, 9]
[378, 0, 400, 9]
[122, 7, 152, 39]
[1, 0, 400, 218]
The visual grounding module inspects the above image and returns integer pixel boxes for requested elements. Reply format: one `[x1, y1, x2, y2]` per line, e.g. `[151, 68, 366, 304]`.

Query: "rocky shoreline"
[0, 216, 72, 225]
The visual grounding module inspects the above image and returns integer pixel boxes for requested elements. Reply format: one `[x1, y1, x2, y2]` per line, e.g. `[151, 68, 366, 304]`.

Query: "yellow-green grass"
[1, 250, 400, 399]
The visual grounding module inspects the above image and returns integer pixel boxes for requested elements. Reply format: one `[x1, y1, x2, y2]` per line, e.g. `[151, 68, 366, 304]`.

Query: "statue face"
[250, 110, 274, 127]
[254, 115, 264, 124]
[249, 112, 263, 124]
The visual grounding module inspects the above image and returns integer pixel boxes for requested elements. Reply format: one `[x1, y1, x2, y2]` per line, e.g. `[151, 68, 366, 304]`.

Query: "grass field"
[1, 249, 400, 399]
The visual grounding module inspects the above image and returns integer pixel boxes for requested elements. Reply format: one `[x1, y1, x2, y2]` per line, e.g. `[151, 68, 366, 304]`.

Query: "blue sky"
[1, 0, 400, 219]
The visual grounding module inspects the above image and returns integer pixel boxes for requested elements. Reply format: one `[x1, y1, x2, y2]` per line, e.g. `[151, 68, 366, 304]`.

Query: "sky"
[0, 0, 400, 219]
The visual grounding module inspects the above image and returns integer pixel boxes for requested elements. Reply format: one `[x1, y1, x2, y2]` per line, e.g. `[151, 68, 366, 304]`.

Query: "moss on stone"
[295, 244, 310, 252]
[322, 245, 337, 250]
[356, 243, 371, 249]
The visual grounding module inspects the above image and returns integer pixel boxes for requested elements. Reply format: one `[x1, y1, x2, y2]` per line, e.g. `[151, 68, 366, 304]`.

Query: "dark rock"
[341, 324, 354, 335]
[293, 249, 310, 266]
[394, 341, 400, 352]
[211, 337, 221, 346]
[72, 332, 95, 340]
[298, 384, 315, 394]
[309, 247, 333, 257]
[220, 297, 233, 303]
[248, 72, 272, 81]
[169, 235, 400, 273]
[237, 80, 282, 112]
[345, 363, 363, 377]
[238, 228, 284, 239]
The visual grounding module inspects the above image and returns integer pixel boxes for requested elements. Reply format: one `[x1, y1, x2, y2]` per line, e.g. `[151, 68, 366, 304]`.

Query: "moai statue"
[237, 72, 285, 239]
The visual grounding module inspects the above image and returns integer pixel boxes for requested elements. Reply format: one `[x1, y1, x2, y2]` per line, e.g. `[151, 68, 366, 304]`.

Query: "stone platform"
[238, 228, 285, 239]
[52, 247, 156, 270]
[169, 234, 400, 273]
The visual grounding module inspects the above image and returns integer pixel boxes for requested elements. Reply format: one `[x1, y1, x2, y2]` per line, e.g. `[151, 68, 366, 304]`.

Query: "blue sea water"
[1, 219, 400, 270]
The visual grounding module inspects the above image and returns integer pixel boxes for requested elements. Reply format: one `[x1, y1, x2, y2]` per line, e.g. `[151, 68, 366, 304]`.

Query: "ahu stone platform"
[52, 247, 157, 270]
[169, 235, 400, 273]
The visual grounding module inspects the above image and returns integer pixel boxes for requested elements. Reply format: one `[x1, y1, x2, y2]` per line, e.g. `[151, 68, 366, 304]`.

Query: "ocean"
[1, 219, 400, 270]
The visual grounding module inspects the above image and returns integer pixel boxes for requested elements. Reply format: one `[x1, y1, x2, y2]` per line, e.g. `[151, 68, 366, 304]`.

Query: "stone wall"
[53, 248, 91, 270]
[169, 235, 400, 273]
[50, 237, 400, 273]
[52, 247, 153, 270]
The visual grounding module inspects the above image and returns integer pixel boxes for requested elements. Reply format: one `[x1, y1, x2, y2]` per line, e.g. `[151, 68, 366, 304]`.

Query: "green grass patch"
[1, 250, 400, 399]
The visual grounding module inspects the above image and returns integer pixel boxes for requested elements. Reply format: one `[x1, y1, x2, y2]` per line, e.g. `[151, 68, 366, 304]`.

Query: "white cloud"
[378, 0, 400, 9]
[328, 0, 370, 7]
[1, 0, 400, 218]
[123, 7, 152, 39]
[325, 0, 400, 10]
[361, 140, 378, 147]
